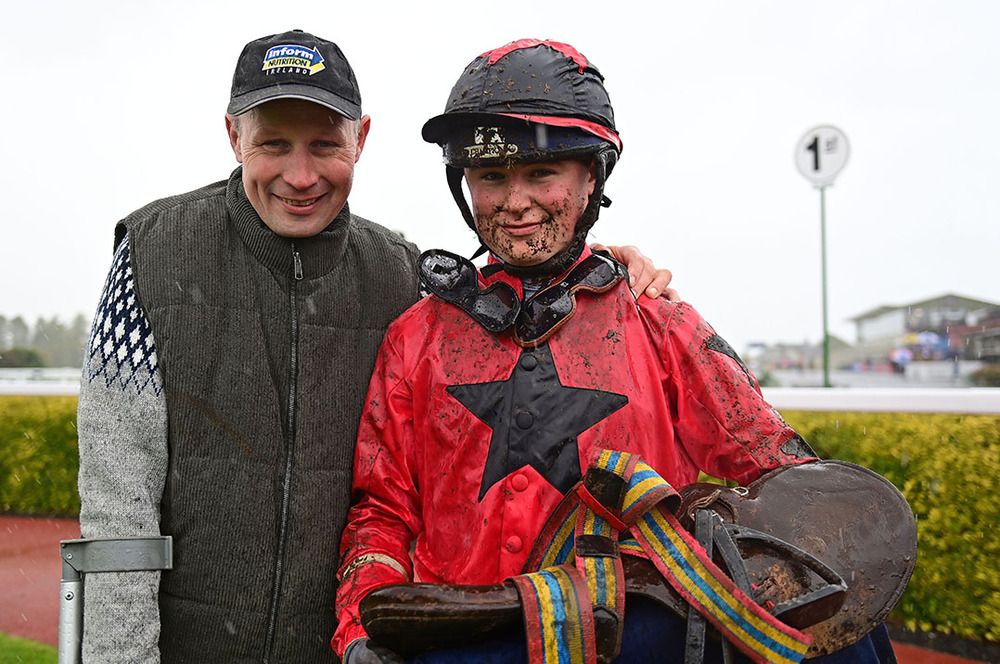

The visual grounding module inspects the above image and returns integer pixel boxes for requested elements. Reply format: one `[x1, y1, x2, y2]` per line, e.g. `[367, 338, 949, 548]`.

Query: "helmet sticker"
[261, 44, 326, 76]
[465, 127, 519, 161]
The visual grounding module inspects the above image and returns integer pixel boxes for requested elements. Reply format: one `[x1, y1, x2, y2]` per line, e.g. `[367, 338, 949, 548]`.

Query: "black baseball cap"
[228, 29, 362, 120]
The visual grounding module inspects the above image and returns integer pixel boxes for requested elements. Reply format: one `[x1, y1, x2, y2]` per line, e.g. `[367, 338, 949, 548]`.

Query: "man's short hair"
[227, 109, 363, 140]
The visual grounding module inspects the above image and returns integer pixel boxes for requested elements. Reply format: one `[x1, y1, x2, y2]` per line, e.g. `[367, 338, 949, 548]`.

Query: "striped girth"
[511, 449, 812, 664]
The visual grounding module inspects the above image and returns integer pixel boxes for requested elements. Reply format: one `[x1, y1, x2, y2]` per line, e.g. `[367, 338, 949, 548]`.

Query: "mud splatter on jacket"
[332, 246, 811, 655]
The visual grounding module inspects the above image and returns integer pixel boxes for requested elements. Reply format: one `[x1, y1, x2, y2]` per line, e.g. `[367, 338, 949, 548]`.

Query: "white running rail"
[3, 375, 999, 414]
[763, 388, 1000, 414]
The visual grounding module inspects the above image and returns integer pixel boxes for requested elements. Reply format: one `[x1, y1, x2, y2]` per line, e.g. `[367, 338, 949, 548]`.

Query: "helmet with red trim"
[421, 39, 622, 275]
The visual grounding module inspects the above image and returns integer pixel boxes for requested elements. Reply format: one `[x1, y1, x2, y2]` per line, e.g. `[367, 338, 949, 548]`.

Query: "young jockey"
[334, 39, 893, 664]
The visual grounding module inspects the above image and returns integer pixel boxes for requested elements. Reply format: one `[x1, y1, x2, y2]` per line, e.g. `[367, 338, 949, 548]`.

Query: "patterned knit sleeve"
[77, 233, 167, 664]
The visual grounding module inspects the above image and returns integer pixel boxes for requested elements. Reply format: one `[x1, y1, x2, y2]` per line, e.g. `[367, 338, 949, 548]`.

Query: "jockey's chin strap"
[512, 450, 815, 664]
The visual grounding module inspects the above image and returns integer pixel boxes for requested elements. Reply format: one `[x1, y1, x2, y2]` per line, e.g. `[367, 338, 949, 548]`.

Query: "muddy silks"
[512, 449, 812, 664]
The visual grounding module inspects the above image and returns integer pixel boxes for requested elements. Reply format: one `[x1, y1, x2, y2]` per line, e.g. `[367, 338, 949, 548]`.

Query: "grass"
[0, 633, 57, 664]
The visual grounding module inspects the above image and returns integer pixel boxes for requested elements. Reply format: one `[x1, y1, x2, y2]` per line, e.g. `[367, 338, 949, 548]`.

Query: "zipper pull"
[292, 248, 303, 281]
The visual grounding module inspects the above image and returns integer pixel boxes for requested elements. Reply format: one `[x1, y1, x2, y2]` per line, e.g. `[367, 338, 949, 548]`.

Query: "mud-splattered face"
[466, 159, 595, 266]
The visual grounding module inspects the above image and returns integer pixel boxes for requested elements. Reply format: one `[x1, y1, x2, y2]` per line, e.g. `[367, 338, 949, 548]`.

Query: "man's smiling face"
[227, 99, 370, 238]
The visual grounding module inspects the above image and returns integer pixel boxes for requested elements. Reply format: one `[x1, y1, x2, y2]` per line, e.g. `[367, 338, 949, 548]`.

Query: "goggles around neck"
[515, 252, 625, 346]
[419, 250, 519, 332]
[418, 250, 626, 347]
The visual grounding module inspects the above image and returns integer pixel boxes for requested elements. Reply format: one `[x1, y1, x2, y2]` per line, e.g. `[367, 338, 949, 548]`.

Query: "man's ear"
[226, 115, 243, 163]
[354, 115, 372, 162]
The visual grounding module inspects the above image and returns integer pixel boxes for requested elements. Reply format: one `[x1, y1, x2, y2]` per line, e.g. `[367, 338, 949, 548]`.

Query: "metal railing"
[58, 537, 173, 664]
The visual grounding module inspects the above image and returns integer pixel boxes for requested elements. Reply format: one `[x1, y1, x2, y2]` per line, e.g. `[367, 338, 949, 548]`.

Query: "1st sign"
[795, 125, 849, 187]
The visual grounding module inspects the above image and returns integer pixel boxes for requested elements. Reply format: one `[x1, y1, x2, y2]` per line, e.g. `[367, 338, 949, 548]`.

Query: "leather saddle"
[360, 460, 916, 660]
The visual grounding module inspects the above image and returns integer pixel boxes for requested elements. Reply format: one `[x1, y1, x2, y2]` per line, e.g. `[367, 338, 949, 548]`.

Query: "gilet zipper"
[263, 245, 303, 660]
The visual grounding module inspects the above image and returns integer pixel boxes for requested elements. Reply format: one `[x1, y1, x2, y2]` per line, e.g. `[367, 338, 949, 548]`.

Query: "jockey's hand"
[594, 243, 679, 301]
[345, 637, 405, 664]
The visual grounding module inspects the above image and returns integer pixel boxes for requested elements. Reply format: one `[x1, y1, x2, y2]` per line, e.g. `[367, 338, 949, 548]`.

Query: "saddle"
[360, 457, 916, 662]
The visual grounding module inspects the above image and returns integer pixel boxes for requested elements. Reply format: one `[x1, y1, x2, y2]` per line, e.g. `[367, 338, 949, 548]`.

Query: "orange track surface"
[1, 515, 79, 645]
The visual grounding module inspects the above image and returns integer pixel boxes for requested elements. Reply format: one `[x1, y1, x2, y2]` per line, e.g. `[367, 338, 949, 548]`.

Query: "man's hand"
[344, 637, 405, 664]
[596, 244, 679, 301]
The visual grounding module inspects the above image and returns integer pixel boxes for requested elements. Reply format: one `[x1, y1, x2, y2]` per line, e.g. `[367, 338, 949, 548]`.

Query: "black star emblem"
[447, 344, 628, 501]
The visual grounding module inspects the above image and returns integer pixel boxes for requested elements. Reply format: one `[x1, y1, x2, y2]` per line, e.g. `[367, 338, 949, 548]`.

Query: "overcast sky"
[2, 0, 997, 353]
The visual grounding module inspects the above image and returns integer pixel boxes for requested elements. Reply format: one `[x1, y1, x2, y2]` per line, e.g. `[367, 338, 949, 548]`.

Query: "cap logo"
[262, 44, 326, 76]
[465, 126, 519, 160]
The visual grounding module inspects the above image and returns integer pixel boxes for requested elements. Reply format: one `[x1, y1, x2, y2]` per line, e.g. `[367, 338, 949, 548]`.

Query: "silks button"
[515, 410, 534, 429]
[519, 354, 538, 371]
[511, 473, 529, 491]
[505, 535, 523, 553]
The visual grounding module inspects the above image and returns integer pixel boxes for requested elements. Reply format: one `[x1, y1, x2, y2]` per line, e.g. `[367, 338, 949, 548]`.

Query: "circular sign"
[795, 125, 849, 187]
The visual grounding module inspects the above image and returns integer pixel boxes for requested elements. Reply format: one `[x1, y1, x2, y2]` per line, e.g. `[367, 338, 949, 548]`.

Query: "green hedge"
[1, 396, 998, 642]
[783, 410, 1000, 642]
[0, 395, 80, 516]
[970, 365, 1000, 387]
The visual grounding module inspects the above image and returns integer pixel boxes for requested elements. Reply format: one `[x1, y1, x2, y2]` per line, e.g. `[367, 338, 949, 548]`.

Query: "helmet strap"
[575, 147, 616, 238]
[446, 166, 477, 232]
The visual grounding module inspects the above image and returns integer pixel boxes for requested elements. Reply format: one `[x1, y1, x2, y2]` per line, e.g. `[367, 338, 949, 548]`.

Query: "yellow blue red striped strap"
[573, 460, 627, 657]
[521, 449, 811, 664]
[522, 450, 638, 571]
[525, 495, 580, 570]
[615, 452, 810, 662]
[620, 459, 681, 524]
[618, 538, 645, 556]
[511, 566, 597, 664]
[625, 480, 812, 663]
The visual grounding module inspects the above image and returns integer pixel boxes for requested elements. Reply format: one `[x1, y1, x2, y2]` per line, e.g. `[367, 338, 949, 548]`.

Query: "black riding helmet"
[422, 39, 623, 276]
